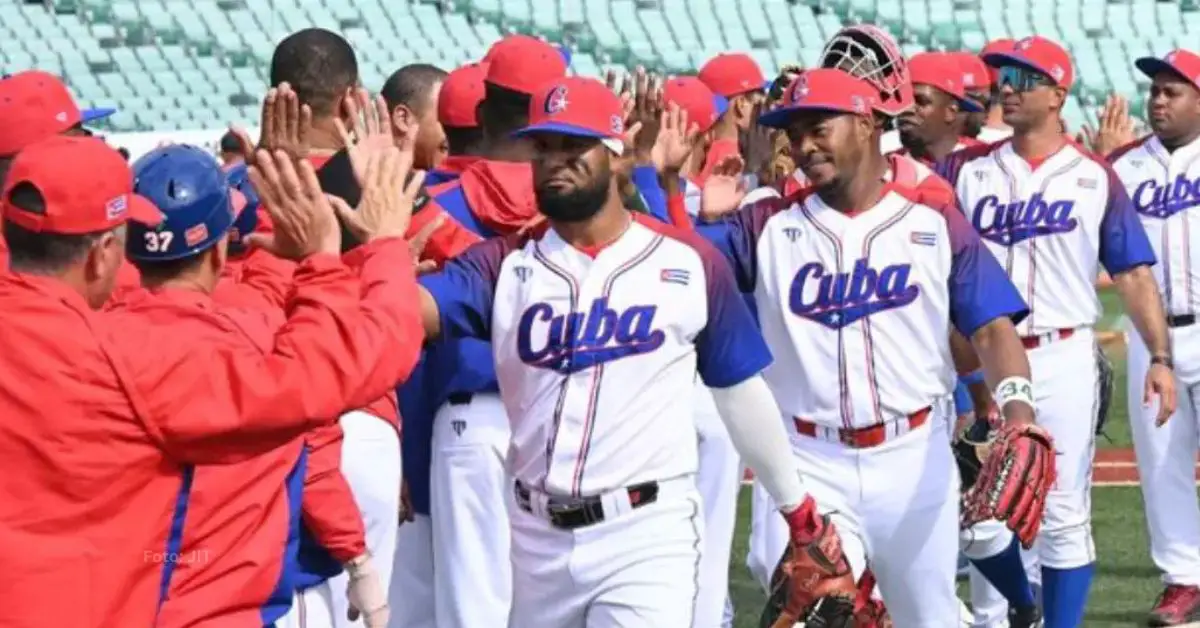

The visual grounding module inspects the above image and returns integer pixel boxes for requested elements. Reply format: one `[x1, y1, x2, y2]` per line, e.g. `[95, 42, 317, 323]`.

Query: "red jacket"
[0, 239, 422, 627]
[148, 242, 380, 627]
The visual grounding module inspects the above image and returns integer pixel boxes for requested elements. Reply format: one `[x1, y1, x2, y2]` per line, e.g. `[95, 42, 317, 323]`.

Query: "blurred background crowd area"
[9, 0, 1190, 147]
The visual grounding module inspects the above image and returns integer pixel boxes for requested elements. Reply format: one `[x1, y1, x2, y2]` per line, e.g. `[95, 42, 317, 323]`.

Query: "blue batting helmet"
[128, 144, 242, 262]
[224, 162, 260, 255]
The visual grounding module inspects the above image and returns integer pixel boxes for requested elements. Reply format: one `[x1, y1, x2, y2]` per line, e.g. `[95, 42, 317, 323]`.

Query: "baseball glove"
[953, 416, 997, 490]
[962, 422, 1057, 547]
[1095, 344, 1115, 437]
[759, 504, 857, 628]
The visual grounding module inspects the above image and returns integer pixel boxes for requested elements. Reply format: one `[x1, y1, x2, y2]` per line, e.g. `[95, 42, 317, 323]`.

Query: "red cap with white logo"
[757, 69, 877, 128]
[1135, 49, 1200, 91]
[982, 35, 1074, 89]
[512, 77, 626, 155]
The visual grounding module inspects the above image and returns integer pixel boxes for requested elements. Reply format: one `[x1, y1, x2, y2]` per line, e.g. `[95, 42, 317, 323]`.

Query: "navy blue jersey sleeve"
[943, 203, 1030, 336]
[631, 165, 669, 222]
[1099, 167, 1156, 275]
[694, 196, 787, 293]
[418, 236, 511, 339]
[692, 237, 774, 388]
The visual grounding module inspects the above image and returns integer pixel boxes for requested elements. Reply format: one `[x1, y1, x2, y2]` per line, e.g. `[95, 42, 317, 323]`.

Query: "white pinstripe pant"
[507, 477, 704, 627]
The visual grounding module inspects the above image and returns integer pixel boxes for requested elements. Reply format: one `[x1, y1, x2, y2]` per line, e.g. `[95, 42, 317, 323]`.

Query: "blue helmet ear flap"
[127, 144, 235, 262]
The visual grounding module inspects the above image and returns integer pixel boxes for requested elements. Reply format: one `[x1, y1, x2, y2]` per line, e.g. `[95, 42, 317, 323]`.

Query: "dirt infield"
[1093, 448, 1200, 486]
[740, 449, 1200, 487]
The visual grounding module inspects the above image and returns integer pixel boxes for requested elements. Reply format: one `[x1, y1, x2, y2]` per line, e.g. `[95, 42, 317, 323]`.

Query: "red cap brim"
[127, 194, 164, 227]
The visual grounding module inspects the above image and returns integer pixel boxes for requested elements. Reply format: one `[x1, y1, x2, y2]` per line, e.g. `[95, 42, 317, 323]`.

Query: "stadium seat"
[0, 0, 1181, 135]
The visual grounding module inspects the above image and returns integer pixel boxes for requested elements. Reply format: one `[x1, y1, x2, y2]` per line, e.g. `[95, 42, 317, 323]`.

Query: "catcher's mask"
[819, 24, 914, 117]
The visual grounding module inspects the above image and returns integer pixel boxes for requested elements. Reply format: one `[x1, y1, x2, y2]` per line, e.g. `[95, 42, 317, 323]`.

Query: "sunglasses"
[996, 65, 1056, 92]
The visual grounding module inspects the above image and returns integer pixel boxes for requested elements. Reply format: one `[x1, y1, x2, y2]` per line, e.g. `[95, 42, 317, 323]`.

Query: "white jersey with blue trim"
[694, 185, 1029, 430]
[1108, 134, 1200, 318]
[419, 213, 771, 497]
[937, 139, 1157, 336]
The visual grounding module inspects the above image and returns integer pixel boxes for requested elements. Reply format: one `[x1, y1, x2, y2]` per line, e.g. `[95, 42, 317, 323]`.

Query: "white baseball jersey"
[692, 185, 1028, 429]
[1109, 134, 1200, 316]
[419, 214, 770, 496]
[938, 140, 1156, 336]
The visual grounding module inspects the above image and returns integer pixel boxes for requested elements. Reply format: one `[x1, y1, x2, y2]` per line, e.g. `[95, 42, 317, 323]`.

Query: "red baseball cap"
[1135, 49, 1200, 91]
[438, 62, 489, 128]
[982, 35, 1073, 89]
[758, 69, 877, 128]
[0, 70, 116, 157]
[663, 77, 729, 133]
[512, 77, 625, 155]
[946, 51, 992, 91]
[908, 53, 983, 112]
[698, 52, 767, 98]
[980, 38, 1015, 85]
[484, 35, 568, 95]
[2, 135, 161, 235]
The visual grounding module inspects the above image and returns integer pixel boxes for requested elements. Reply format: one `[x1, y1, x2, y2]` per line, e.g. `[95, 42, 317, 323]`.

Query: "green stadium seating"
[3, 0, 1195, 132]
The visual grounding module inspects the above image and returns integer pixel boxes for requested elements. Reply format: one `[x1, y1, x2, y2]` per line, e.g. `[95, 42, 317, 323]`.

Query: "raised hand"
[229, 83, 313, 166]
[1081, 93, 1136, 157]
[741, 103, 777, 183]
[651, 104, 701, 174]
[334, 88, 401, 184]
[328, 146, 426, 243]
[699, 154, 748, 221]
[244, 148, 341, 259]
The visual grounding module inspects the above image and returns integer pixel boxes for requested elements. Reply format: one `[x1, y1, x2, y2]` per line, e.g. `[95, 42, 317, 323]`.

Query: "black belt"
[446, 392, 473, 406]
[513, 480, 660, 530]
[1169, 314, 1196, 328]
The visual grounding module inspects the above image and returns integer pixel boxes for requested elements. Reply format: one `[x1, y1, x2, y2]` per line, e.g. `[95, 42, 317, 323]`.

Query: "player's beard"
[535, 168, 611, 224]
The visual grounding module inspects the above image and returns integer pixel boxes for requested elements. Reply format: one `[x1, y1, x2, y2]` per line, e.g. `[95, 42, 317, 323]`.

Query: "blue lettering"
[788, 259, 921, 329]
[971, 193, 1079, 245]
[515, 298, 666, 373]
[1132, 175, 1200, 219]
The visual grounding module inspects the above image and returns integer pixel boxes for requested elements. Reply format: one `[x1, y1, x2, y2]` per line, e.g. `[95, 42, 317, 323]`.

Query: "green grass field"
[724, 289, 1180, 627]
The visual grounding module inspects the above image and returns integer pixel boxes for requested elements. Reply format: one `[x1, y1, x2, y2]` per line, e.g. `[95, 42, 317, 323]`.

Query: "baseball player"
[0, 135, 422, 627]
[972, 39, 1017, 144]
[381, 63, 449, 171]
[687, 66, 1042, 625]
[261, 31, 408, 627]
[388, 61, 490, 628]
[895, 52, 985, 165]
[407, 75, 860, 627]
[945, 51, 1000, 143]
[698, 52, 768, 130]
[938, 35, 1175, 628]
[391, 36, 571, 628]
[1108, 48, 1200, 626]
[111, 144, 386, 627]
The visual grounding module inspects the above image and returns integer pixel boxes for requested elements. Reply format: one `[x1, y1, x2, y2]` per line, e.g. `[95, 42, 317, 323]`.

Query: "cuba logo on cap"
[790, 74, 809, 103]
[851, 95, 867, 113]
[544, 85, 569, 115]
[1017, 37, 1035, 50]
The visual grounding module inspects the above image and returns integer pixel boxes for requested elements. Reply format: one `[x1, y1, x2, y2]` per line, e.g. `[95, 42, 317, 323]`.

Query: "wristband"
[994, 376, 1034, 411]
[1151, 355, 1174, 370]
[960, 369, 986, 386]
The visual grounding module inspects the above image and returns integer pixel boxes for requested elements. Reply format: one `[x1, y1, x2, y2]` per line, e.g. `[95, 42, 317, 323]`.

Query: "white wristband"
[994, 376, 1034, 411]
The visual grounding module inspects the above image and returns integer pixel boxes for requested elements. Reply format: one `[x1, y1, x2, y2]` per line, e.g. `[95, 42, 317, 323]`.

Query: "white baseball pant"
[692, 386, 741, 628]
[429, 392, 513, 627]
[387, 514, 434, 628]
[1129, 324, 1200, 586]
[1028, 328, 1100, 569]
[509, 476, 704, 627]
[279, 410, 402, 628]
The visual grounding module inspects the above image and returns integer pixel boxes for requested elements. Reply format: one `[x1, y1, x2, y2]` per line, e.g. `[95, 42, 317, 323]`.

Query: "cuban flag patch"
[660, 268, 690, 286]
[910, 231, 937, 246]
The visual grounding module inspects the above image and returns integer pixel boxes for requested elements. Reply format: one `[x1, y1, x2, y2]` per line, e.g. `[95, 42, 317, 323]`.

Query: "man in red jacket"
[109, 143, 390, 628]
[0, 70, 139, 293]
[267, 29, 408, 628]
[0, 136, 423, 627]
